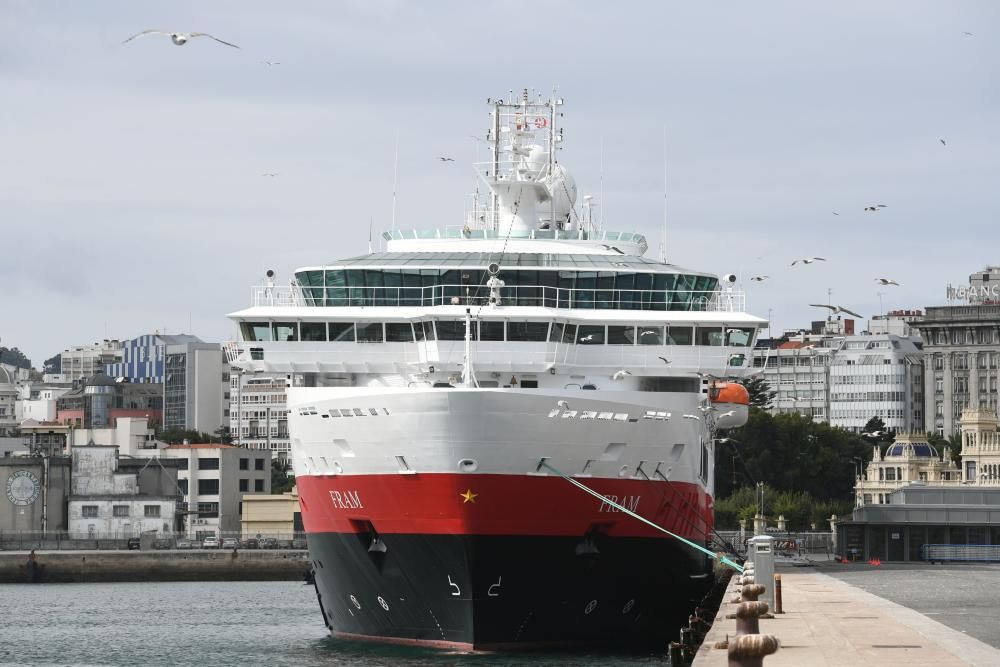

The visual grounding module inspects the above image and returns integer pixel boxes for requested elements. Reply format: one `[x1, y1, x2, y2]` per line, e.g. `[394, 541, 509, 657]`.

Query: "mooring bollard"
[773, 574, 783, 614]
[668, 641, 684, 666]
[728, 633, 780, 667]
[733, 601, 769, 635]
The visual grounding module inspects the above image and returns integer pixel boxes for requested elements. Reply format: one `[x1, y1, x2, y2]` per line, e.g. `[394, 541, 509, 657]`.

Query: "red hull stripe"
[296, 473, 712, 539]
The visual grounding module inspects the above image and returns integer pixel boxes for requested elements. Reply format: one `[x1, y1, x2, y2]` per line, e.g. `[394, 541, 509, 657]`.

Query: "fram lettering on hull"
[329, 490, 364, 509]
[598, 494, 640, 513]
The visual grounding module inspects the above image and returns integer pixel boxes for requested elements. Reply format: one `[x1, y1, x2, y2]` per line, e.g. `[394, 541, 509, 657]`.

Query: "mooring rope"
[541, 461, 743, 573]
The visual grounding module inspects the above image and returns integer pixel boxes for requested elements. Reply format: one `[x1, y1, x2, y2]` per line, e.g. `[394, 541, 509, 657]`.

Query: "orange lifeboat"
[709, 381, 749, 429]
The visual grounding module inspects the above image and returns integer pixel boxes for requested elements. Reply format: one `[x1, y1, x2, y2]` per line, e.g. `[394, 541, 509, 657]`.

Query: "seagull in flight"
[875, 278, 900, 286]
[682, 414, 701, 421]
[261, 60, 281, 66]
[579, 334, 595, 343]
[438, 156, 455, 162]
[122, 30, 240, 48]
[657, 356, 671, 365]
[261, 173, 278, 177]
[940, 139, 947, 146]
[862, 430, 886, 438]
[715, 437, 739, 444]
[611, 369, 633, 381]
[963, 31, 973, 36]
[750, 275, 770, 282]
[556, 400, 570, 410]
[716, 410, 737, 418]
[863, 204, 887, 212]
[791, 257, 826, 266]
[601, 244, 625, 254]
[832, 212, 840, 216]
[811, 303, 864, 318]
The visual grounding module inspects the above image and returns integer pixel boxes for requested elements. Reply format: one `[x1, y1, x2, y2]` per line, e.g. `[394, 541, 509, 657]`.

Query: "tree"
[212, 425, 233, 445]
[738, 376, 776, 410]
[43, 354, 61, 375]
[271, 460, 295, 494]
[0, 346, 32, 370]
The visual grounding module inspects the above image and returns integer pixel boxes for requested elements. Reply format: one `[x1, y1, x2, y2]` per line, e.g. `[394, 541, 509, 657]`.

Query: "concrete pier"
[0, 549, 310, 583]
[694, 569, 1000, 666]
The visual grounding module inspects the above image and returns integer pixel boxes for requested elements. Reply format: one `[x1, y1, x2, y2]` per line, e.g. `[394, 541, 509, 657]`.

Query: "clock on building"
[6, 470, 41, 506]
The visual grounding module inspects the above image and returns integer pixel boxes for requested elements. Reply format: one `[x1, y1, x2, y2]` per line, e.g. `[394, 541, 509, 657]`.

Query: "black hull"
[307, 531, 712, 650]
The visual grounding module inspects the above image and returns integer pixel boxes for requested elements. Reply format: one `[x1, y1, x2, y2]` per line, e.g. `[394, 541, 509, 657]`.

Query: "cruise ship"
[227, 91, 764, 650]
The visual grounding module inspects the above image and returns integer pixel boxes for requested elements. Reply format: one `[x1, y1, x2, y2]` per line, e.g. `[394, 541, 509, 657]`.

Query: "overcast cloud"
[1, 1, 998, 366]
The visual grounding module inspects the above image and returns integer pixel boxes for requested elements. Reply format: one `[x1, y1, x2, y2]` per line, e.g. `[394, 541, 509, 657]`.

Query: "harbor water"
[0, 581, 667, 666]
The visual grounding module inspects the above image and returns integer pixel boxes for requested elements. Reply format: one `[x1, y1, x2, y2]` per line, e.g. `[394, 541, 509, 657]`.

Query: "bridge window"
[272, 322, 298, 342]
[385, 322, 414, 343]
[607, 326, 635, 345]
[329, 322, 356, 342]
[356, 323, 384, 343]
[696, 326, 725, 346]
[301, 322, 327, 341]
[550, 322, 577, 344]
[436, 321, 477, 341]
[480, 321, 505, 341]
[726, 327, 754, 346]
[638, 326, 664, 345]
[666, 326, 692, 345]
[421, 321, 436, 341]
[508, 322, 549, 342]
[577, 325, 605, 345]
[240, 322, 272, 342]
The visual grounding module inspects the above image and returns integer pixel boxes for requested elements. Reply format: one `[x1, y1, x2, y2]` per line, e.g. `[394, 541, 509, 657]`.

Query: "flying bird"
[261, 60, 281, 66]
[716, 410, 737, 418]
[601, 244, 625, 254]
[682, 414, 700, 421]
[791, 257, 826, 266]
[611, 370, 633, 381]
[832, 212, 840, 216]
[863, 204, 887, 212]
[963, 31, 973, 36]
[579, 334, 595, 343]
[810, 303, 864, 318]
[940, 139, 947, 146]
[261, 173, 278, 177]
[862, 430, 886, 438]
[875, 278, 900, 286]
[698, 405, 714, 413]
[715, 437, 739, 444]
[657, 356, 671, 365]
[122, 30, 240, 48]
[750, 275, 770, 282]
[438, 156, 455, 162]
[556, 400, 570, 410]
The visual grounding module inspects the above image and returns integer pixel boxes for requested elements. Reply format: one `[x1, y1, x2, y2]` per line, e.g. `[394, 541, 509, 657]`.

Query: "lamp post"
[852, 457, 864, 506]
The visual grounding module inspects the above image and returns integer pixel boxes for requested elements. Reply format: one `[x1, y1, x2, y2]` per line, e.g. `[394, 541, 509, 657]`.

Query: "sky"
[1, 1, 998, 367]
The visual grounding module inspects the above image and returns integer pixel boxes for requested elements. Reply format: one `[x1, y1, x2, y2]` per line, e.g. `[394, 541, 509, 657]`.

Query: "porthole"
[459, 459, 478, 472]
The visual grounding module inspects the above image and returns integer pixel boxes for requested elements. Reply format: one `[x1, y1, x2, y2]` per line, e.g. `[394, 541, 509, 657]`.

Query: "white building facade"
[230, 373, 290, 461]
[60, 340, 123, 382]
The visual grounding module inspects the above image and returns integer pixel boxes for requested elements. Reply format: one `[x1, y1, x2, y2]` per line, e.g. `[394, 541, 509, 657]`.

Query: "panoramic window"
[356, 322, 384, 343]
[666, 326, 693, 345]
[549, 322, 578, 344]
[272, 322, 298, 342]
[696, 326, 724, 346]
[637, 326, 664, 345]
[300, 322, 327, 342]
[480, 321, 505, 341]
[508, 322, 549, 342]
[436, 321, 477, 341]
[577, 325, 605, 345]
[240, 322, 272, 342]
[607, 325, 635, 345]
[421, 321, 436, 341]
[329, 322, 356, 342]
[385, 322, 414, 342]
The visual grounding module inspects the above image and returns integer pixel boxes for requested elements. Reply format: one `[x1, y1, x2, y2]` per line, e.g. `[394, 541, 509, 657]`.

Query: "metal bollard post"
[733, 601, 769, 635]
[773, 574, 783, 614]
[728, 633, 780, 667]
[668, 641, 684, 666]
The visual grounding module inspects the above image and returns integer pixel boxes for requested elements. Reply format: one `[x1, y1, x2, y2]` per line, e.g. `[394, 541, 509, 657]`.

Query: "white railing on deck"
[250, 284, 747, 312]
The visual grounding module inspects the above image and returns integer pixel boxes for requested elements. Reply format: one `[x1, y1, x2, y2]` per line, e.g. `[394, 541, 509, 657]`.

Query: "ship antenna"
[660, 125, 668, 264]
[598, 136, 604, 232]
[368, 216, 374, 254]
[390, 127, 399, 231]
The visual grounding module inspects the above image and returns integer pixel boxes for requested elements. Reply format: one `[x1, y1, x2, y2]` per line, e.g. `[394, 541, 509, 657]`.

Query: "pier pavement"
[694, 565, 1000, 666]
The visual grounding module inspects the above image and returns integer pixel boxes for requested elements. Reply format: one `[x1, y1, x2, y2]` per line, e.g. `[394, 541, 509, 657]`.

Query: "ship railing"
[381, 227, 647, 245]
[253, 284, 746, 312]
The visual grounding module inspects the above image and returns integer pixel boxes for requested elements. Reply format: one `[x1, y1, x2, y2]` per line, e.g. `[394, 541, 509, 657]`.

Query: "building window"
[144, 505, 161, 518]
[198, 479, 220, 495]
[112, 505, 129, 518]
[82, 505, 98, 518]
[919, 472, 927, 481]
[239, 479, 248, 492]
[177, 479, 188, 495]
[966, 460, 977, 482]
[176, 459, 188, 471]
[255, 458, 265, 471]
[239, 458, 249, 470]
[198, 457, 220, 470]
[255, 479, 265, 492]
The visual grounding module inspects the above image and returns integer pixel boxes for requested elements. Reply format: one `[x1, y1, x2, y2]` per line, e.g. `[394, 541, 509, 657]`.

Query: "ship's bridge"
[381, 228, 648, 256]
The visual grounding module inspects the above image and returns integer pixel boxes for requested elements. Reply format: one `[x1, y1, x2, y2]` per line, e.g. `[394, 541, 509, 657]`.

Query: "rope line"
[540, 461, 743, 573]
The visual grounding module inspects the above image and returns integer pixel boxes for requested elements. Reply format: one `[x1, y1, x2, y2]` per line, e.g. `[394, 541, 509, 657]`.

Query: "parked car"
[221, 537, 240, 549]
[261, 537, 278, 549]
[176, 538, 194, 550]
[126, 537, 141, 551]
[275, 539, 293, 549]
[152, 538, 173, 550]
[291, 538, 307, 550]
[202, 536, 220, 549]
[241, 538, 259, 550]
